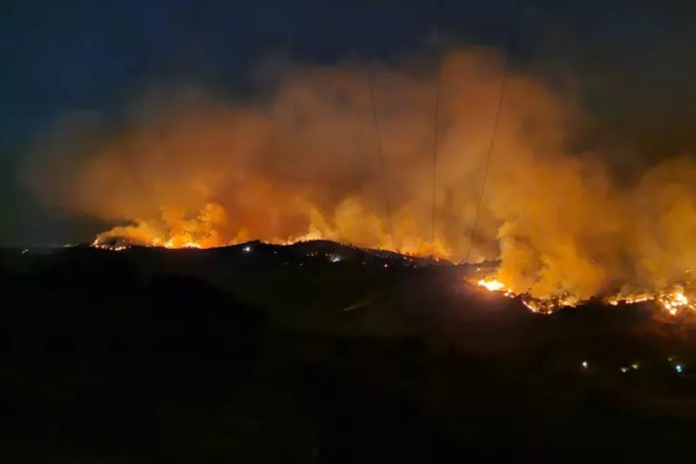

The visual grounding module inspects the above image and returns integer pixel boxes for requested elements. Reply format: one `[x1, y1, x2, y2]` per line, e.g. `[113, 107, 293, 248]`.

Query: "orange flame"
[476, 276, 696, 318]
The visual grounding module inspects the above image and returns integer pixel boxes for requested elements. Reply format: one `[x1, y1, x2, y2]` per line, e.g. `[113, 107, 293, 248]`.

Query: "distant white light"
[329, 255, 342, 263]
[675, 363, 684, 373]
[631, 363, 640, 370]
[243, 245, 252, 253]
[21, 249, 29, 255]
[620, 367, 629, 373]
[582, 361, 588, 369]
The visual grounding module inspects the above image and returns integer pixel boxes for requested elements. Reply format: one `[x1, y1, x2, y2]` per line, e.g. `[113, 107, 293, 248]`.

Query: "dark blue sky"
[1, 0, 695, 245]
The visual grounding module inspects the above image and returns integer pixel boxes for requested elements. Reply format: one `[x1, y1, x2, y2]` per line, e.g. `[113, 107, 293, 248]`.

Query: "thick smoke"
[22, 47, 696, 302]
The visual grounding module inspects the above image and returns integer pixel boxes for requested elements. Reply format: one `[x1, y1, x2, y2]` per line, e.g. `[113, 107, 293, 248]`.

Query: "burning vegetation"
[476, 277, 696, 318]
[22, 48, 696, 317]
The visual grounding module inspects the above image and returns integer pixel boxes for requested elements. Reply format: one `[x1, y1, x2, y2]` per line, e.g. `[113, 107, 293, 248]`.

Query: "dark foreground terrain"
[2, 242, 696, 463]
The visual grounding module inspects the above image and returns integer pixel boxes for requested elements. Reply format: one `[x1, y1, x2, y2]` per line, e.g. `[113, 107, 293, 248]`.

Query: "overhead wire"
[430, 0, 443, 257]
[367, 62, 395, 248]
[465, 0, 523, 264]
[366, 13, 395, 249]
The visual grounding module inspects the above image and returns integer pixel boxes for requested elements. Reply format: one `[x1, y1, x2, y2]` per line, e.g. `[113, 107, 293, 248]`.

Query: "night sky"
[2, 0, 696, 246]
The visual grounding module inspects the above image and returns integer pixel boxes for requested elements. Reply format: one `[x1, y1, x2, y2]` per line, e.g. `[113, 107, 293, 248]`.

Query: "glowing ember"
[94, 245, 129, 251]
[91, 239, 129, 252]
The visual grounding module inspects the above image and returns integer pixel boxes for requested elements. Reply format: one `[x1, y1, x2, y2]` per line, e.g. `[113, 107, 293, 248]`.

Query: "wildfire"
[474, 278, 576, 314]
[157, 237, 205, 249]
[476, 276, 696, 318]
[26, 46, 696, 328]
[607, 294, 653, 306]
[476, 278, 517, 299]
[92, 231, 696, 321]
[91, 240, 129, 252]
[477, 279, 505, 292]
[657, 289, 692, 316]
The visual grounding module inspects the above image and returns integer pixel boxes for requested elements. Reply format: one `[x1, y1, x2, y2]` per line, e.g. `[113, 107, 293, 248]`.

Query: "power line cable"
[430, 0, 443, 257]
[465, 0, 522, 264]
[366, 16, 395, 248]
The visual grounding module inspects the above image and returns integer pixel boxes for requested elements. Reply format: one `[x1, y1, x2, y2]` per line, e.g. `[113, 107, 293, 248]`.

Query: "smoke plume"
[21, 47, 696, 303]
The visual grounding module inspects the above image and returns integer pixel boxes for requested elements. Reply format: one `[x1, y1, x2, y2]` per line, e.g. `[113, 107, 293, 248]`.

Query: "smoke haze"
[21, 47, 696, 302]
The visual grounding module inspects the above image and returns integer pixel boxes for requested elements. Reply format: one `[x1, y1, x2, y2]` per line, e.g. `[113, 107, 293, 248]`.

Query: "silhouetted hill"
[0, 240, 692, 352]
[0, 255, 265, 359]
[3, 242, 696, 462]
